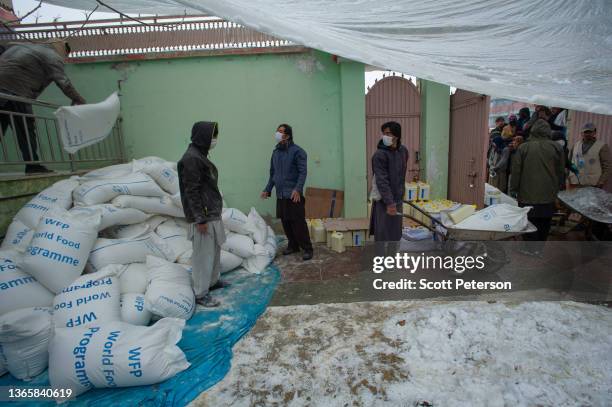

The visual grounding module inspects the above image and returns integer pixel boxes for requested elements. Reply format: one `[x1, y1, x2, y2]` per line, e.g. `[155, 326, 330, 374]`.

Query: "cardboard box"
[305, 187, 344, 219]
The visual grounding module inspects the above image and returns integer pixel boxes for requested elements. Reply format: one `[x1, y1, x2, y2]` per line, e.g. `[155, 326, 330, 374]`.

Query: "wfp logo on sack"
[504, 224, 511, 231]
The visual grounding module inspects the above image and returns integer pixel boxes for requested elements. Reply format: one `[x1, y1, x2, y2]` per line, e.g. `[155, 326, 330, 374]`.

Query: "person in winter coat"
[0, 42, 86, 174]
[178, 121, 226, 307]
[261, 124, 313, 261]
[516, 107, 531, 138]
[488, 136, 511, 193]
[568, 122, 610, 189]
[509, 119, 565, 251]
[369, 121, 409, 256]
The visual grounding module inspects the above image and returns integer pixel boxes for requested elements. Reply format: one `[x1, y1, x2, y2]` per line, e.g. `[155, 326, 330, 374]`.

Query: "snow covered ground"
[193, 301, 611, 407]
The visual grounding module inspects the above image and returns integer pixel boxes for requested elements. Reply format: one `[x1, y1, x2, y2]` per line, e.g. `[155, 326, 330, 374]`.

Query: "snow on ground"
[192, 301, 611, 407]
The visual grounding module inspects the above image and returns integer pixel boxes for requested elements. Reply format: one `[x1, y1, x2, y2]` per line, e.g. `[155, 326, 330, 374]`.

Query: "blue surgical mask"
[275, 132, 284, 142]
[382, 135, 394, 146]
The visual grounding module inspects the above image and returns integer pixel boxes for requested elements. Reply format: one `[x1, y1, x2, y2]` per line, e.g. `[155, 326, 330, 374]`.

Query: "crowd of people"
[487, 106, 610, 243]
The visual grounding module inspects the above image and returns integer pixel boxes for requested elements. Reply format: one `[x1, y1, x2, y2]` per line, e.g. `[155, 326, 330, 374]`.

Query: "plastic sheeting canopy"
[45, 0, 612, 114]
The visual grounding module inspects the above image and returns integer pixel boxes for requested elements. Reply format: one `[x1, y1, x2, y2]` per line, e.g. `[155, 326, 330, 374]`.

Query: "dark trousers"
[277, 197, 312, 252]
[524, 217, 553, 241]
[0, 100, 39, 162]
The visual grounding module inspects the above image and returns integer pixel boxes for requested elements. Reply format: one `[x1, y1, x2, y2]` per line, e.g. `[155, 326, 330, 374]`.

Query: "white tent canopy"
[45, 0, 612, 114]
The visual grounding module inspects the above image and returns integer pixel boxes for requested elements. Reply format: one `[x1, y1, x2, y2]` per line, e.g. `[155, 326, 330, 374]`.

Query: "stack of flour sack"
[0, 156, 277, 400]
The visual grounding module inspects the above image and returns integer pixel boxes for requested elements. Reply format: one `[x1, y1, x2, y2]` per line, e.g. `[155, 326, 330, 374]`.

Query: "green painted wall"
[340, 61, 367, 217]
[419, 79, 450, 199]
[34, 51, 366, 219]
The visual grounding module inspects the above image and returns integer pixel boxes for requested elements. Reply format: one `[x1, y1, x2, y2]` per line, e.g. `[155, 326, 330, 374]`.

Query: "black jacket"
[177, 122, 223, 224]
[372, 140, 409, 206]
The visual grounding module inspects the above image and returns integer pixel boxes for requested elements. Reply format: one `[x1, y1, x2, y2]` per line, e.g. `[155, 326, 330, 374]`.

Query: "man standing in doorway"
[261, 123, 313, 261]
[369, 121, 408, 256]
[0, 41, 86, 174]
[178, 121, 227, 307]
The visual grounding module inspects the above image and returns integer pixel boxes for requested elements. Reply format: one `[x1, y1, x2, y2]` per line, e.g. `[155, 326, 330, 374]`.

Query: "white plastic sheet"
[55, 92, 120, 154]
[45, 0, 612, 114]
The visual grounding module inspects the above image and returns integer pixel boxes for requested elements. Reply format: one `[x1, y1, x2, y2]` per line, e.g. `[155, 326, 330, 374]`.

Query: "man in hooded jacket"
[369, 121, 408, 256]
[178, 121, 226, 307]
[509, 119, 564, 252]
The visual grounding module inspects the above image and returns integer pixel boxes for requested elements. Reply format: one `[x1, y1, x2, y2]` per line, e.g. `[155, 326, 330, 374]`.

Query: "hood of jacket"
[190, 121, 217, 153]
[529, 119, 552, 140]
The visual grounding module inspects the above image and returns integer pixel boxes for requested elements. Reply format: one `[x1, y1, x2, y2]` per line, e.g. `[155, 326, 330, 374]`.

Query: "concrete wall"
[36, 50, 367, 219]
[419, 79, 450, 199]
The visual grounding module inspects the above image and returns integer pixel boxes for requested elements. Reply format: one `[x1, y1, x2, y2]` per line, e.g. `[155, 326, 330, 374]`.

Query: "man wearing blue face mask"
[369, 121, 408, 255]
[261, 123, 313, 261]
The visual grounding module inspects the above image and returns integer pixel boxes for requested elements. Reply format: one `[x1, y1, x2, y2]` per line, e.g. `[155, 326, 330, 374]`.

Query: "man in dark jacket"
[261, 123, 313, 261]
[0, 42, 86, 174]
[509, 119, 564, 253]
[369, 121, 408, 256]
[178, 121, 226, 307]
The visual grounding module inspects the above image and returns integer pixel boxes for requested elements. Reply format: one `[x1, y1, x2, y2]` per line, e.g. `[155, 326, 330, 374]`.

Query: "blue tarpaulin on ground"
[0, 265, 281, 406]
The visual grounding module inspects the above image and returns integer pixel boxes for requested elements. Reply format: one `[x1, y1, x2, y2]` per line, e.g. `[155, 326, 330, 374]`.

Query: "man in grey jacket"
[369, 121, 408, 256]
[178, 121, 226, 307]
[0, 42, 86, 174]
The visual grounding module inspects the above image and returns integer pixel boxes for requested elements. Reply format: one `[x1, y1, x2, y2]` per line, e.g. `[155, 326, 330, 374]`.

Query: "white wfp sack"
[455, 203, 531, 232]
[222, 208, 254, 235]
[156, 218, 188, 237]
[118, 263, 148, 294]
[49, 318, 189, 398]
[79, 162, 133, 181]
[55, 92, 120, 154]
[14, 179, 79, 229]
[53, 268, 121, 328]
[103, 222, 151, 240]
[248, 207, 268, 245]
[264, 226, 278, 258]
[112, 195, 184, 218]
[22, 207, 101, 294]
[155, 219, 190, 259]
[221, 250, 243, 274]
[0, 307, 53, 381]
[120, 293, 152, 326]
[87, 233, 173, 272]
[221, 233, 256, 258]
[1, 219, 34, 252]
[145, 256, 195, 320]
[134, 160, 179, 195]
[0, 250, 54, 314]
[70, 204, 150, 231]
[242, 244, 272, 274]
[73, 172, 166, 207]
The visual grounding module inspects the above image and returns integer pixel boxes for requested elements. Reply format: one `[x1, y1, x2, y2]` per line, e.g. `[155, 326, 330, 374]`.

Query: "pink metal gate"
[448, 89, 490, 206]
[365, 75, 421, 190]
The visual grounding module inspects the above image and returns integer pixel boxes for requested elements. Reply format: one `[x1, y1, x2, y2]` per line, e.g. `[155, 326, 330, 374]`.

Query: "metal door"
[448, 89, 490, 206]
[366, 75, 421, 190]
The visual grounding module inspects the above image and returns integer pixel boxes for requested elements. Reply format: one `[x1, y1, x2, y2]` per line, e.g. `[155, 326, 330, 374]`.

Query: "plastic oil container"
[330, 232, 346, 253]
[352, 230, 366, 247]
[485, 191, 501, 206]
[404, 182, 418, 201]
[312, 220, 327, 243]
[417, 182, 430, 201]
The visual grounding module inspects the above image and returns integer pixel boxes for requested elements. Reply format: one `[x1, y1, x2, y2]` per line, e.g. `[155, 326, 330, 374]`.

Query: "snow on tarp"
[0, 265, 281, 407]
[45, 0, 612, 114]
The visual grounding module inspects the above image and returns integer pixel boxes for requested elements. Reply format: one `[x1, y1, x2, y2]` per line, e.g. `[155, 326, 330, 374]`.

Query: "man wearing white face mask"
[178, 121, 226, 307]
[369, 121, 408, 256]
[261, 123, 313, 260]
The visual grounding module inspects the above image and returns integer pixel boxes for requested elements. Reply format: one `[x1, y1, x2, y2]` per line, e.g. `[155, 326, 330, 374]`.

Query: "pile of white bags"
[0, 156, 276, 393]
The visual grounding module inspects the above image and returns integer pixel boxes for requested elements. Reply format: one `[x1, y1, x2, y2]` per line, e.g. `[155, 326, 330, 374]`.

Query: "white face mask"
[275, 131, 284, 142]
[381, 134, 394, 147]
[209, 139, 217, 149]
